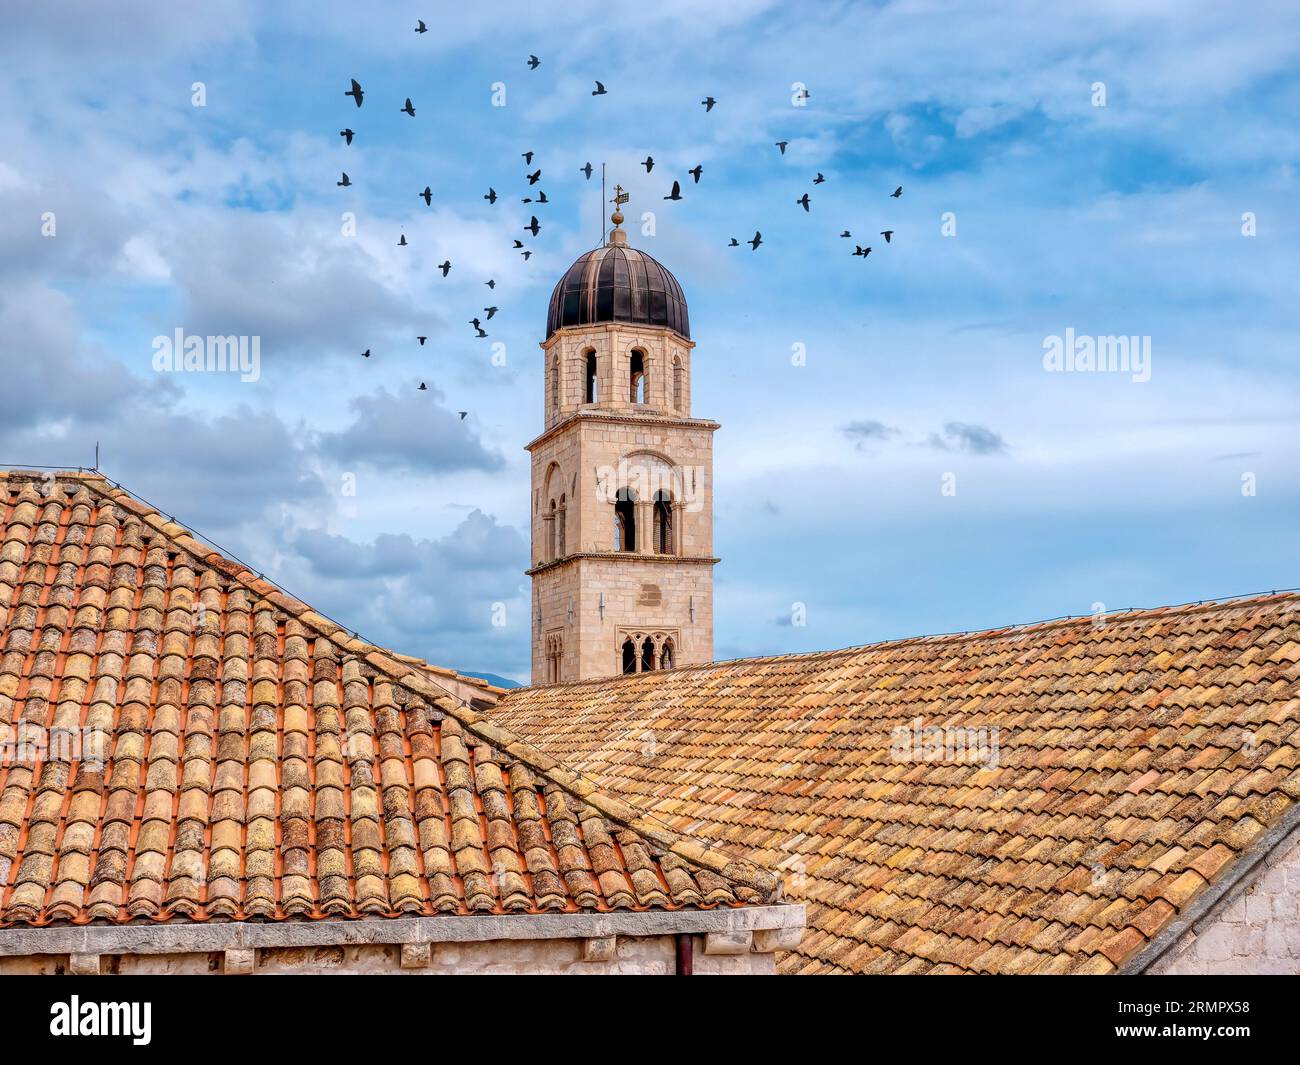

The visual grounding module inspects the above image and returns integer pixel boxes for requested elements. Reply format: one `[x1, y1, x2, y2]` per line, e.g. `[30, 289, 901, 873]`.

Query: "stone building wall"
[1148, 825, 1300, 974]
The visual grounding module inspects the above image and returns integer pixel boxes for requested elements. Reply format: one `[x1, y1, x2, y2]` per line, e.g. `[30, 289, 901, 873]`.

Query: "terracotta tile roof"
[494, 592, 1300, 974]
[0, 471, 776, 927]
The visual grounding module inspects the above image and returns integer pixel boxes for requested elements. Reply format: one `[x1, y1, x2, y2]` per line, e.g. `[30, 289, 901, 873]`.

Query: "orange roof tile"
[494, 589, 1300, 973]
[0, 471, 776, 928]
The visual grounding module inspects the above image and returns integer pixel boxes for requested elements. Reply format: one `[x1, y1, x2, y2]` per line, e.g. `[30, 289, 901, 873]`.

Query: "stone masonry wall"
[1149, 824, 1300, 974]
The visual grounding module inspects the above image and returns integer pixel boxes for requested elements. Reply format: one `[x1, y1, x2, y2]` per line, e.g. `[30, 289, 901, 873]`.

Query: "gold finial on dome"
[609, 184, 630, 244]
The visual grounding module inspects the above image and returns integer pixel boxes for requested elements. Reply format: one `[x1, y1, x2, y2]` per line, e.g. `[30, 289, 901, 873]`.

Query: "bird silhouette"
[470, 319, 487, 337]
[401, 98, 416, 116]
[512, 240, 524, 249]
[485, 279, 496, 289]
[484, 187, 497, 204]
[438, 260, 451, 276]
[701, 96, 716, 112]
[748, 231, 762, 249]
[527, 54, 540, 69]
[535, 191, 549, 204]
[688, 165, 703, 183]
[881, 230, 894, 243]
[642, 156, 654, 172]
[340, 129, 354, 145]
[415, 19, 427, 33]
[522, 151, 534, 164]
[521, 249, 532, 260]
[417, 336, 427, 346]
[361, 348, 371, 358]
[527, 169, 541, 184]
[418, 382, 427, 391]
[398, 233, 408, 246]
[484, 306, 498, 320]
[840, 230, 851, 238]
[592, 81, 607, 95]
[797, 88, 811, 102]
[664, 180, 682, 201]
[524, 215, 540, 236]
[458, 411, 468, 420]
[581, 162, 593, 179]
[891, 186, 903, 198]
[345, 79, 363, 107]
[775, 141, 788, 154]
[337, 172, 351, 187]
[420, 186, 432, 206]
[853, 245, 872, 257]
[728, 237, 739, 247]
[813, 172, 825, 184]
[796, 193, 810, 212]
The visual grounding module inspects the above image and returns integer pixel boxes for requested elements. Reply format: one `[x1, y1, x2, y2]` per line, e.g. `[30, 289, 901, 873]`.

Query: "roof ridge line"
[46, 471, 778, 902]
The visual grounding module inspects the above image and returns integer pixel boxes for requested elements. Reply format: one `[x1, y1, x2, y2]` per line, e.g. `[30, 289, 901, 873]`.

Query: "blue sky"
[2, 0, 1298, 682]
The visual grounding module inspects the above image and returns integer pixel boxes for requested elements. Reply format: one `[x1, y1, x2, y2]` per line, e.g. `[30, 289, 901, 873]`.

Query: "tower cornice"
[525, 408, 720, 453]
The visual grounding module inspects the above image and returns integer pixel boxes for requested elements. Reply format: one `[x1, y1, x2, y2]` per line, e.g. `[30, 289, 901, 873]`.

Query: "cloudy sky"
[3, 1, 1298, 682]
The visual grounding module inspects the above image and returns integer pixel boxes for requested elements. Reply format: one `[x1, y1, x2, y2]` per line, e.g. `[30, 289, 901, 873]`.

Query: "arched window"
[557, 493, 566, 556]
[622, 638, 637, 675]
[614, 488, 636, 552]
[640, 637, 655, 673]
[546, 633, 563, 684]
[547, 498, 557, 561]
[653, 490, 673, 554]
[585, 351, 598, 403]
[550, 356, 559, 413]
[629, 350, 646, 404]
[673, 356, 684, 412]
[660, 637, 674, 671]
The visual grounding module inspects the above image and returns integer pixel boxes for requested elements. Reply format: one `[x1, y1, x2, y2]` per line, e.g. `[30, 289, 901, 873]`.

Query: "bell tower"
[527, 190, 717, 683]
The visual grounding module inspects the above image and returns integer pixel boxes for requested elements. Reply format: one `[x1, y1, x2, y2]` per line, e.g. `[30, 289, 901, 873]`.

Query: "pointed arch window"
[653, 490, 674, 554]
[629, 350, 647, 404]
[557, 493, 566, 556]
[614, 488, 636, 552]
[585, 350, 598, 403]
[547, 498, 557, 561]
[622, 637, 637, 675]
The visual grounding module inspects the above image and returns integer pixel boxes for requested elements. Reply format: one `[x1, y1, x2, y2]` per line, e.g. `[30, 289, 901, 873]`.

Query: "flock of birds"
[335, 27, 908, 396]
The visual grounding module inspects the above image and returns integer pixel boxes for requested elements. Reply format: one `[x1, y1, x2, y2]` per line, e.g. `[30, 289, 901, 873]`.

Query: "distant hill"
[462, 671, 523, 689]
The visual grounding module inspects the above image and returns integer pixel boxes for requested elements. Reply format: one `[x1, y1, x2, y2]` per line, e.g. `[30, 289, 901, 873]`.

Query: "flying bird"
[417, 336, 427, 346]
[415, 19, 427, 33]
[418, 382, 428, 391]
[664, 180, 682, 201]
[401, 98, 416, 116]
[581, 162, 593, 179]
[534, 191, 549, 204]
[522, 151, 534, 164]
[748, 231, 762, 249]
[728, 237, 739, 247]
[839, 230, 851, 238]
[521, 249, 532, 260]
[642, 156, 654, 172]
[438, 260, 451, 276]
[420, 186, 432, 206]
[485, 279, 496, 289]
[398, 233, 408, 246]
[853, 245, 872, 258]
[524, 215, 540, 236]
[337, 172, 351, 187]
[340, 128, 354, 145]
[345, 79, 363, 107]
[688, 165, 703, 183]
[796, 193, 810, 212]
[592, 81, 607, 95]
[527, 55, 540, 70]
[484, 306, 498, 320]
[891, 185, 903, 198]
[470, 319, 487, 337]
[813, 172, 825, 184]
[701, 96, 716, 112]
[775, 141, 788, 154]
[527, 169, 541, 184]
[361, 349, 371, 358]
[512, 239, 524, 249]
[458, 411, 468, 420]
[881, 230, 894, 243]
[484, 187, 497, 204]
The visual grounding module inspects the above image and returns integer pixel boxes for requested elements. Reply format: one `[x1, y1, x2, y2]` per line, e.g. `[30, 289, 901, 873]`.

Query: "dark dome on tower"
[545, 240, 690, 342]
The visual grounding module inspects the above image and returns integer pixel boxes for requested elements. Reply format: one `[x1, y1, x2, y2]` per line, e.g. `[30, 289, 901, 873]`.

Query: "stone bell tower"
[527, 188, 717, 684]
